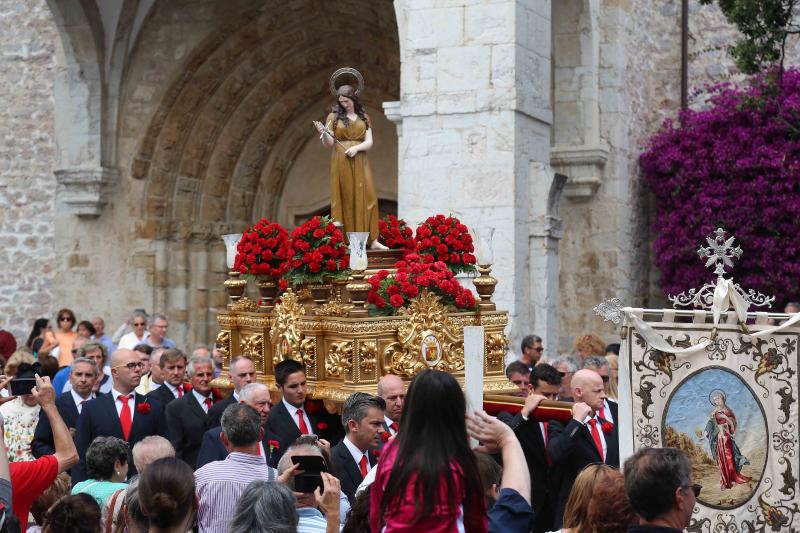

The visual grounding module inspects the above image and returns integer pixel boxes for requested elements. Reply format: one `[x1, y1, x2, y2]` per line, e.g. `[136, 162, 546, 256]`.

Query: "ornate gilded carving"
[383, 291, 465, 378]
[486, 333, 507, 366]
[241, 334, 264, 366]
[300, 337, 317, 375]
[270, 289, 305, 365]
[326, 341, 353, 378]
[215, 330, 230, 358]
[313, 301, 354, 317]
[359, 341, 377, 375]
[232, 296, 259, 312]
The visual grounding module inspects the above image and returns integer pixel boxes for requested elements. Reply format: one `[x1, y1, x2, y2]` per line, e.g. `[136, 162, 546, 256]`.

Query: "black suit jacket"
[146, 384, 178, 407]
[207, 394, 237, 429]
[331, 439, 376, 504]
[31, 392, 81, 458]
[195, 424, 277, 469]
[264, 400, 342, 467]
[548, 416, 620, 527]
[514, 417, 559, 533]
[165, 393, 214, 469]
[73, 392, 168, 483]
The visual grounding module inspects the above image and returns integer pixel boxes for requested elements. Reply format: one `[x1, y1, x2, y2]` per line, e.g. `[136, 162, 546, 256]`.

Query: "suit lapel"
[187, 394, 209, 425]
[100, 394, 125, 439]
[336, 443, 364, 486]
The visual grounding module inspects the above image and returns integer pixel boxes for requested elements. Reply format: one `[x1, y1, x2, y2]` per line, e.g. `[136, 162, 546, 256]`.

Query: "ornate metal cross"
[697, 227, 742, 278]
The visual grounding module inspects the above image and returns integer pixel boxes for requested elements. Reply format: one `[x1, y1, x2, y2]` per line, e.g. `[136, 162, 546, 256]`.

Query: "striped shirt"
[297, 507, 342, 533]
[195, 452, 278, 533]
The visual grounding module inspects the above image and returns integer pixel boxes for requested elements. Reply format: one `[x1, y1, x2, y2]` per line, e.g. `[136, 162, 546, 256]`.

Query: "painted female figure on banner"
[704, 389, 752, 489]
[313, 68, 386, 250]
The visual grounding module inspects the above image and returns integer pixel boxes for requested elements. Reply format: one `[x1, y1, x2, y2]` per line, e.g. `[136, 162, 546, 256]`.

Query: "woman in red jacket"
[370, 369, 487, 532]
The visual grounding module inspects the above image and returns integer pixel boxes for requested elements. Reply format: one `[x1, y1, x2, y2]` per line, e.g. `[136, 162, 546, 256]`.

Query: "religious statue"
[313, 68, 387, 250]
[704, 389, 752, 489]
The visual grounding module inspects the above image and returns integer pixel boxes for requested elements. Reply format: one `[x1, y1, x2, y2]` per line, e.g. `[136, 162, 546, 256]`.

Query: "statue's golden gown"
[327, 113, 378, 241]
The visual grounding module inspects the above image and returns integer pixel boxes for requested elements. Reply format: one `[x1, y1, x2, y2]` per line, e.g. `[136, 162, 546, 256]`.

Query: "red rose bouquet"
[367, 254, 477, 315]
[415, 214, 477, 275]
[234, 218, 292, 279]
[378, 215, 415, 251]
[286, 215, 349, 285]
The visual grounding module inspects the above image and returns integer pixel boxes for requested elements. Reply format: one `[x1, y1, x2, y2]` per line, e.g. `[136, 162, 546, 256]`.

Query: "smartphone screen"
[291, 455, 326, 493]
[9, 378, 36, 396]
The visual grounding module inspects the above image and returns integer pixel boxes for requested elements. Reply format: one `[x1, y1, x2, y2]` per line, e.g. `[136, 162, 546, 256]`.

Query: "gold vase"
[256, 276, 279, 310]
[308, 284, 332, 306]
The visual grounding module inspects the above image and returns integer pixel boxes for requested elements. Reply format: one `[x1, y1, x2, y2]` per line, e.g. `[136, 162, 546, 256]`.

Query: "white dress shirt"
[599, 399, 615, 424]
[164, 381, 185, 399]
[343, 435, 372, 474]
[282, 398, 314, 435]
[69, 389, 94, 415]
[384, 415, 399, 435]
[111, 388, 136, 422]
[117, 331, 149, 350]
[583, 414, 607, 459]
[192, 389, 213, 414]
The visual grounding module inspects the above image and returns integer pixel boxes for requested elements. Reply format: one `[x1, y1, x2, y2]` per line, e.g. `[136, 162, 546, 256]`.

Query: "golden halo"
[329, 67, 364, 97]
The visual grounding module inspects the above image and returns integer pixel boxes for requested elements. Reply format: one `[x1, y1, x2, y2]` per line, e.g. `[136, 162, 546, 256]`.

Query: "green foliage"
[699, 0, 799, 74]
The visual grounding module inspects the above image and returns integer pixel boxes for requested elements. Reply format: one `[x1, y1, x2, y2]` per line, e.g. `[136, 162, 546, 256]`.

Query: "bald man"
[73, 349, 169, 484]
[376, 374, 405, 450]
[547, 369, 619, 527]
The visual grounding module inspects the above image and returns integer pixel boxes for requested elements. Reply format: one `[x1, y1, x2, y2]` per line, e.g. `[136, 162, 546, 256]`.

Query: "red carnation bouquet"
[378, 215, 415, 251]
[367, 254, 477, 315]
[415, 214, 477, 275]
[234, 218, 292, 279]
[286, 215, 349, 285]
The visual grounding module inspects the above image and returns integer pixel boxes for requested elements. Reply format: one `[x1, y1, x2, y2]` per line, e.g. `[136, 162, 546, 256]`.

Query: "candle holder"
[347, 232, 370, 271]
[222, 233, 246, 307]
[256, 277, 278, 311]
[473, 265, 498, 311]
[347, 270, 371, 317]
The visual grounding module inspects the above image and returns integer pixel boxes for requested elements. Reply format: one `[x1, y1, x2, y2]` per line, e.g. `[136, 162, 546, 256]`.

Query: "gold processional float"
[212, 229, 519, 414]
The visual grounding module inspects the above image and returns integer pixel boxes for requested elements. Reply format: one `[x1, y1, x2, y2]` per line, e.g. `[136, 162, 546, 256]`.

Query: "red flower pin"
[317, 422, 328, 431]
[268, 440, 280, 453]
[137, 401, 151, 414]
[601, 421, 614, 433]
[380, 431, 391, 443]
[372, 448, 381, 457]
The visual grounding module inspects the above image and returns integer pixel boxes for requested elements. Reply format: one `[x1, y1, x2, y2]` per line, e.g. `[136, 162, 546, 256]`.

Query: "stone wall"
[0, 0, 57, 339]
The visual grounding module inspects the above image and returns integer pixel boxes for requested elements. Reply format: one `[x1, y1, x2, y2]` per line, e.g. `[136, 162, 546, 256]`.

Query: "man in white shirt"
[208, 356, 256, 427]
[146, 349, 189, 407]
[117, 312, 150, 350]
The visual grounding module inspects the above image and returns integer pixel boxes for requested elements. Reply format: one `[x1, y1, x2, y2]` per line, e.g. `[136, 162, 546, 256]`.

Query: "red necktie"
[204, 397, 212, 412]
[588, 419, 604, 461]
[177, 385, 183, 398]
[599, 406, 606, 420]
[119, 395, 132, 441]
[359, 454, 368, 478]
[296, 409, 309, 435]
[390, 422, 399, 433]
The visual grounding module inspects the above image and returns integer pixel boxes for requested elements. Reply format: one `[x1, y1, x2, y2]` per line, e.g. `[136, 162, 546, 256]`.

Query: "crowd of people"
[0, 311, 704, 533]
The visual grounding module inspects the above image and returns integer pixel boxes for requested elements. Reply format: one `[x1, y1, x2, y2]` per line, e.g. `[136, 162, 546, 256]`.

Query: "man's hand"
[317, 438, 331, 454]
[314, 472, 341, 517]
[31, 374, 56, 408]
[572, 402, 592, 422]
[521, 393, 547, 418]
[467, 410, 516, 454]
[277, 462, 304, 498]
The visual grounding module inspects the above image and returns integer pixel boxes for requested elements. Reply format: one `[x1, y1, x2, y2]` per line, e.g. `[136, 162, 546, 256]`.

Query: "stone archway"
[132, 2, 400, 344]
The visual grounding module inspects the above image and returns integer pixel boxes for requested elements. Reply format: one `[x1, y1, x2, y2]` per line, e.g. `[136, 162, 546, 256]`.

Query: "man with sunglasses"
[518, 334, 544, 369]
[73, 348, 168, 484]
[117, 312, 150, 350]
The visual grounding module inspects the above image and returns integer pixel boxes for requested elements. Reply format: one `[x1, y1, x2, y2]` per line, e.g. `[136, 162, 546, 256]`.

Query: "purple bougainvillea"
[641, 70, 800, 307]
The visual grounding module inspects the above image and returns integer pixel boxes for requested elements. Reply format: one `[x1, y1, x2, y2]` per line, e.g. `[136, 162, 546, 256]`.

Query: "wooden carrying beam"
[483, 394, 573, 423]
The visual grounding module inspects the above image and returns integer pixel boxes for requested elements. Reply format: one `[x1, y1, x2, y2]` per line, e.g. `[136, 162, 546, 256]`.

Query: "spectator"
[228, 480, 298, 533]
[147, 349, 189, 407]
[73, 348, 169, 483]
[138, 457, 197, 532]
[41, 493, 102, 533]
[605, 343, 620, 356]
[165, 355, 217, 468]
[146, 314, 176, 350]
[91, 316, 116, 355]
[2, 361, 42, 462]
[195, 403, 278, 533]
[475, 451, 502, 509]
[606, 353, 619, 401]
[192, 345, 211, 358]
[208, 356, 257, 428]
[785, 301, 800, 314]
[342, 486, 371, 533]
[504, 361, 531, 396]
[585, 468, 638, 531]
[122, 478, 148, 533]
[26, 318, 50, 356]
[9, 374, 80, 530]
[624, 448, 698, 532]
[71, 436, 129, 506]
[133, 343, 153, 376]
[556, 463, 617, 533]
[56, 342, 112, 395]
[30, 472, 71, 531]
[277, 444, 343, 532]
[370, 369, 487, 532]
[39, 308, 78, 366]
[519, 335, 543, 368]
[37, 354, 60, 380]
[116, 312, 149, 351]
[135, 346, 164, 396]
[76, 321, 97, 340]
[376, 374, 404, 446]
[331, 392, 385, 504]
[572, 333, 605, 361]
[0, 330, 18, 365]
[581, 355, 617, 425]
[552, 355, 579, 402]
[4, 349, 34, 377]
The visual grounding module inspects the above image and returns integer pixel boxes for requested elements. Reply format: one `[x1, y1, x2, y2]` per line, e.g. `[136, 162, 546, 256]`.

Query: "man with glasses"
[146, 314, 175, 350]
[518, 334, 544, 369]
[73, 348, 168, 483]
[117, 312, 150, 350]
[624, 447, 699, 532]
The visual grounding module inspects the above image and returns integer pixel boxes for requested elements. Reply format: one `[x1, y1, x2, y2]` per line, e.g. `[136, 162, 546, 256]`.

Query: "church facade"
[0, 0, 762, 351]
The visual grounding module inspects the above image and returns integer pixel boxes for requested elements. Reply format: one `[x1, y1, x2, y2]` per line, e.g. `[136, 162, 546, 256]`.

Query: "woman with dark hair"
[138, 457, 196, 533]
[39, 308, 78, 366]
[71, 436, 129, 507]
[314, 74, 386, 250]
[42, 493, 102, 533]
[76, 321, 96, 340]
[26, 318, 50, 355]
[369, 369, 487, 532]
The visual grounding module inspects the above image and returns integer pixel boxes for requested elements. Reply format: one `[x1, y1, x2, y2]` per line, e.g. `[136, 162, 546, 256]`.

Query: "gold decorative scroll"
[241, 333, 264, 366]
[232, 296, 260, 312]
[486, 333, 507, 366]
[270, 289, 305, 365]
[359, 341, 377, 375]
[326, 341, 354, 378]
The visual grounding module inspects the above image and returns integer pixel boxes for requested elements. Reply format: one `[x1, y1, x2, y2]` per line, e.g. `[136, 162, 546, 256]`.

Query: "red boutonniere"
[380, 431, 391, 443]
[372, 448, 381, 457]
[268, 440, 280, 454]
[317, 422, 328, 431]
[137, 401, 151, 414]
[601, 421, 614, 434]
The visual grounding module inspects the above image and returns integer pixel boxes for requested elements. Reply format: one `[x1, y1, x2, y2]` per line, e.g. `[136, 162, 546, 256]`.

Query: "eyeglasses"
[600, 375, 610, 383]
[683, 484, 702, 497]
[113, 362, 145, 371]
[59, 316, 72, 322]
[533, 347, 544, 353]
[133, 322, 146, 327]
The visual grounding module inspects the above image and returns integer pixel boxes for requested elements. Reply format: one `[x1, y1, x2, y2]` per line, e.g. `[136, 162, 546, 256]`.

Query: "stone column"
[389, 0, 554, 349]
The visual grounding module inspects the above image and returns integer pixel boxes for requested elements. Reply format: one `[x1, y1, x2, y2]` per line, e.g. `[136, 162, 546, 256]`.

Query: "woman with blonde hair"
[605, 354, 619, 402]
[572, 334, 606, 361]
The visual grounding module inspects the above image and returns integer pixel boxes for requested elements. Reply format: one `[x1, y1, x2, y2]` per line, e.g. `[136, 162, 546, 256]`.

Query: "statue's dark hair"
[332, 85, 370, 129]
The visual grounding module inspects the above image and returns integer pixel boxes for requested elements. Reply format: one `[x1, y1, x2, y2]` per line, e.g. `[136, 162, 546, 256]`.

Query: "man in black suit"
[512, 363, 562, 533]
[146, 348, 189, 407]
[165, 356, 216, 469]
[73, 348, 169, 483]
[265, 359, 342, 466]
[330, 392, 385, 504]
[548, 369, 619, 528]
[207, 355, 256, 428]
[196, 382, 276, 468]
[376, 374, 404, 450]
[582, 355, 619, 425]
[32, 357, 100, 458]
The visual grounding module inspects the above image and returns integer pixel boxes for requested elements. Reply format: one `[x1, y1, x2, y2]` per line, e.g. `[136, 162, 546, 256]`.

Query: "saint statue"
[313, 68, 387, 250]
[704, 389, 752, 489]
